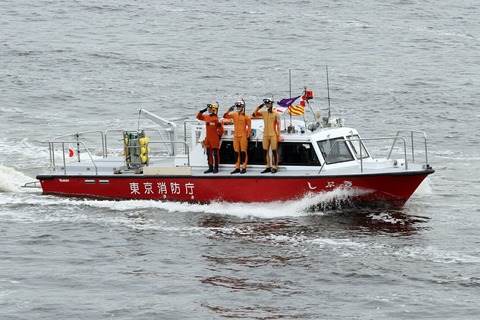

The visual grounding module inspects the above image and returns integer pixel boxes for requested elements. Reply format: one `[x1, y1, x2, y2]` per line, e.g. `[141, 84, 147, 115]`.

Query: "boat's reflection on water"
[195, 206, 430, 319]
[196, 205, 430, 237]
[310, 207, 430, 236]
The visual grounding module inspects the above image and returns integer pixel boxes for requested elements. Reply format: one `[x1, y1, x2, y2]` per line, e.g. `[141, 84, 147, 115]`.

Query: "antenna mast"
[326, 64, 331, 118]
[289, 69, 292, 98]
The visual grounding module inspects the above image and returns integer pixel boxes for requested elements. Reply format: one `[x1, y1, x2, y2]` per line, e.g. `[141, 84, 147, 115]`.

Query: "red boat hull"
[37, 170, 433, 206]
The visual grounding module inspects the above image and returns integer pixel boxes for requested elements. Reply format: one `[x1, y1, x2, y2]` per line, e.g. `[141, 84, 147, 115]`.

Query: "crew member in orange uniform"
[252, 98, 281, 173]
[197, 103, 223, 173]
[224, 99, 251, 174]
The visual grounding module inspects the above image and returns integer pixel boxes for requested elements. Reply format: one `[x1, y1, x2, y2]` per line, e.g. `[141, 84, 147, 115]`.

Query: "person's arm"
[246, 114, 252, 138]
[274, 114, 281, 138]
[223, 105, 235, 118]
[196, 107, 207, 121]
[252, 104, 264, 118]
[217, 121, 224, 139]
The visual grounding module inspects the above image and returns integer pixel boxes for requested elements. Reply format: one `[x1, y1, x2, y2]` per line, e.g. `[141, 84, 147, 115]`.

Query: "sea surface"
[1, 0, 479, 319]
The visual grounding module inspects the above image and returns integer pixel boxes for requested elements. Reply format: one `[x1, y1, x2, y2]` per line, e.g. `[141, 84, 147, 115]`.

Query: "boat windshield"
[347, 134, 369, 159]
[317, 138, 354, 164]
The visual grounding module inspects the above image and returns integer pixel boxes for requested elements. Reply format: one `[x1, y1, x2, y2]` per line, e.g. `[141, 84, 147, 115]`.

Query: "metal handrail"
[50, 130, 105, 158]
[104, 127, 165, 158]
[50, 130, 105, 142]
[350, 136, 407, 171]
[388, 130, 428, 165]
[40, 116, 194, 175]
[42, 140, 99, 175]
[317, 135, 414, 174]
[42, 138, 192, 175]
[183, 120, 201, 148]
[147, 141, 190, 165]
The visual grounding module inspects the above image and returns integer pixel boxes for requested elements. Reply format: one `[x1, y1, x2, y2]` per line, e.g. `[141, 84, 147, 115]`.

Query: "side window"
[247, 142, 266, 165]
[219, 141, 236, 164]
[317, 138, 354, 164]
[219, 141, 267, 165]
[278, 143, 320, 166]
[220, 141, 321, 166]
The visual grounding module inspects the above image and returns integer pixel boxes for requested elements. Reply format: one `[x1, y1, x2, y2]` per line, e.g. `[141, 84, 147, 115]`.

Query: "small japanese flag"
[68, 146, 75, 158]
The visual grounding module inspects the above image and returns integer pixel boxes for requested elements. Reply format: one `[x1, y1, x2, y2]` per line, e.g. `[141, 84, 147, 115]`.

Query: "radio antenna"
[289, 69, 292, 98]
[326, 64, 331, 118]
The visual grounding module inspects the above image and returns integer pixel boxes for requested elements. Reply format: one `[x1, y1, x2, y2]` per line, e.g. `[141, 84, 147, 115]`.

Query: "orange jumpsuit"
[197, 112, 223, 169]
[224, 111, 251, 170]
[253, 108, 281, 170]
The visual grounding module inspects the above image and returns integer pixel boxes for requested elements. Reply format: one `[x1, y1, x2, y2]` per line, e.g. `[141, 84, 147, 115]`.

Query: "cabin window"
[317, 138, 354, 164]
[219, 141, 265, 165]
[219, 141, 320, 166]
[278, 142, 320, 166]
[219, 141, 237, 163]
[247, 141, 266, 165]
[347, 135, 369, 159]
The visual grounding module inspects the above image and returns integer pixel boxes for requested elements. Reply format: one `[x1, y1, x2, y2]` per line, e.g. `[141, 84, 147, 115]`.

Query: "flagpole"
[302, 86, 307, 129]
[289, 69, 292, 125]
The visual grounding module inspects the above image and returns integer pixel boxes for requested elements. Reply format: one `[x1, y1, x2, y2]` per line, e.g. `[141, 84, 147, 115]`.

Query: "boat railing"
[183, 120, 203, 149]
[388, 130, 429, 166]
[104, 127, 172, 157]
[42, 139, 99, 175]
[48, 130, 107, 163]
[43, 127, 193, 174]
[50, 130, 106, 154]
[22, 181, 42, 189]
[318, 131, 429, 174]
[146, 141, 190, 166]
[350, 136, 408, 172]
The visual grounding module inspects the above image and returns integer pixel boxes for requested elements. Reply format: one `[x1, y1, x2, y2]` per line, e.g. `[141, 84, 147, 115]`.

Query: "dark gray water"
[1, 0, 479, 319]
